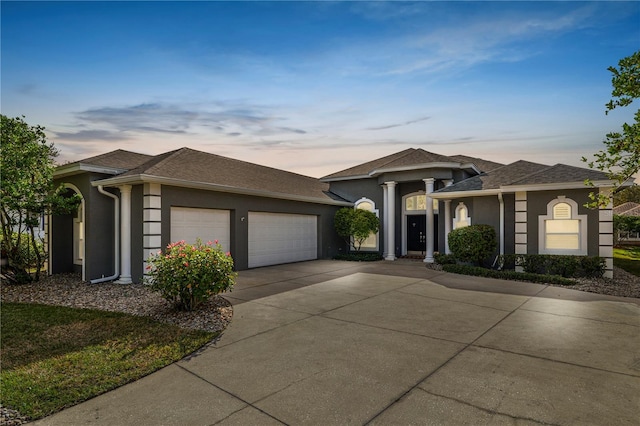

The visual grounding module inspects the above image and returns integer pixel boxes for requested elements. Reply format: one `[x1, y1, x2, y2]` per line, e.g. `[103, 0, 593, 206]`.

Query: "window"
[453, 202, 470, 229]
[539, 196, 587, 255]
[405, 194, 439, 213]
[355, 198, 379, 250]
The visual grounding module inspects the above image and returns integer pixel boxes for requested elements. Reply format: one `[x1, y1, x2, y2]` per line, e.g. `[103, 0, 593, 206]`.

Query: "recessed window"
[539, 197, 587, 255]
[453, 202, 471, 229]
[355, 198, 379, 250]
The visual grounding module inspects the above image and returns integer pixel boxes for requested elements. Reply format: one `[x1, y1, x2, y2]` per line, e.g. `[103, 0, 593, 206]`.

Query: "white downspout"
[90, 186, 120, 284]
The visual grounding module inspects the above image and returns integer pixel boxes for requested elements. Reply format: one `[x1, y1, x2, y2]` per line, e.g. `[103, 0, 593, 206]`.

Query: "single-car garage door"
[170, 207, 230, 252]
[248, 212, 317, 268]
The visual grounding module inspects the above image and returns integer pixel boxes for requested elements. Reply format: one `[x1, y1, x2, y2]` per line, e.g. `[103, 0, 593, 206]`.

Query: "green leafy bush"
[497, 254, 605, 278]
[145, 240, 236, 311]
[333, 252, 382, 262]
[1, 232, 44, 275]
[448, 224, 497, 266]
[433, 252, 456, 265]
[442, 264, 575, 285]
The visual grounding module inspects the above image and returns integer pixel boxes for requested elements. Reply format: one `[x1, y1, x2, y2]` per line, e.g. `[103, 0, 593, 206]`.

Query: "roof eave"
[430, 189, 501, 199]
[92, 174, 353, 207]
[369, 162, 479, 177]
[54, 163, 128, 179]
[501, 179, 620, 192]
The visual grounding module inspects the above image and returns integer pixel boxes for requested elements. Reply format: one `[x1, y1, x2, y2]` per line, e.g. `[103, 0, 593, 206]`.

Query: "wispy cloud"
[366, 116, 431, 131]
[57, 102, 307, 141]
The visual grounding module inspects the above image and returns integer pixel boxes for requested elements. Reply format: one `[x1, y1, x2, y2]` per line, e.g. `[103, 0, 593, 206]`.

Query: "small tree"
[583, 50, 640, 207]
[614, 214, 640, 244]
[448, 224, 497, 266]
[0, 115, 79, 282]
[334, 207, 380, 252]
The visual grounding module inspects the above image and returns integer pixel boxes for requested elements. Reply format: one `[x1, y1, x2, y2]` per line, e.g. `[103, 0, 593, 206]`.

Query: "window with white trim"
[539, 196, 587, 255]
[453, 202, 471, 229]
[355, 198, 379, 250]
[405, 194, 438, 214]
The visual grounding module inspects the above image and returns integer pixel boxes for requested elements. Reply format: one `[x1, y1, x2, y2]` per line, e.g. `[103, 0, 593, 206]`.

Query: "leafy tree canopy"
[583, 50, 640, 208]
[334, 207, 380, 252]
[0, 115, 78, 282]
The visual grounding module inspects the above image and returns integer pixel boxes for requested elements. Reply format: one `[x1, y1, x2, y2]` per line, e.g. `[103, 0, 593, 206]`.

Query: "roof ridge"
[127, 147, 185, 175]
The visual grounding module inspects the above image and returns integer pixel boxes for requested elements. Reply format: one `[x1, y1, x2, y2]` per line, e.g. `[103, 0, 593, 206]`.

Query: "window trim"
[538, 196, 587, 255]
[453, 202, 471, 229]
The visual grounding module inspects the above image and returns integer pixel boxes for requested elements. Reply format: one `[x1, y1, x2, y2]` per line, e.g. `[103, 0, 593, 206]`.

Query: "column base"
[385, 255, 396, 261]
[423, 256, 434, 263]
[114, 276, 132, 284]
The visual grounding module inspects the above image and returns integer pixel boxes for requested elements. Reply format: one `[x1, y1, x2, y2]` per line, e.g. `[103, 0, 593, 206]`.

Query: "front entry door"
[407, 215, 426, 252]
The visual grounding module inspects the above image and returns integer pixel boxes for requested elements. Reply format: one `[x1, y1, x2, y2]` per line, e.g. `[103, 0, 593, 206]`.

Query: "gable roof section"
[449, 155, 504, 173]
[54, 149, 155, 178]
[93, 147, 349, 205]
[508, 164, 609, 186]
[435, 160, 548, 194]
[321, 148, 478, 181]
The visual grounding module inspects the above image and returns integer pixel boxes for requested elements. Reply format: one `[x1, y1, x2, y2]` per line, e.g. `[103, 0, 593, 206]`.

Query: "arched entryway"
[50, 184, 85, 280]
[401, 192, 438, 256]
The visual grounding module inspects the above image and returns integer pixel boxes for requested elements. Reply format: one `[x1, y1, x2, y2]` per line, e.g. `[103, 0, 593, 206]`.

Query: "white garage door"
[248, 212, 317, 268]
[170, 207, 230, 252]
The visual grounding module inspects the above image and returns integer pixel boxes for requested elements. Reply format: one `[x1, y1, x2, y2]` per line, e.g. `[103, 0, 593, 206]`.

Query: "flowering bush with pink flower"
[145, 239, 236, 311]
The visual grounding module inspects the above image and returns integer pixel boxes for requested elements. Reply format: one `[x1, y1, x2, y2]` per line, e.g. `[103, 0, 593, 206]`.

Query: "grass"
[0, 303, 215, 421]
[614, 245, 640, 277]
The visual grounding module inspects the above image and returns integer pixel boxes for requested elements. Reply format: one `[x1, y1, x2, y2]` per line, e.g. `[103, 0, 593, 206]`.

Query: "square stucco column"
[444, 200, 452, 254]
[423, 178, 435, 263]
[384, 181, 397, 261]
[115, 185, 132, 284]
[382, 185, 388, 258]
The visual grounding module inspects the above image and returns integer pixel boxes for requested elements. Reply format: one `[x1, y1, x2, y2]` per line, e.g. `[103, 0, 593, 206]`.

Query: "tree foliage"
[334, 207, 380, 252]
[0, 115, 79, 282]
[583, 50, 640, 208]
[614, 185, 640, 206]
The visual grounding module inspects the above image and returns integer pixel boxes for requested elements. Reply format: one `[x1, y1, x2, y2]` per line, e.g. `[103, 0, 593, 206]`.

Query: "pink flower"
[226, 251, 231, 257]
[184, 262, 189, 267]
[214, 239, 219, 244]
[207, 240, 213, 246]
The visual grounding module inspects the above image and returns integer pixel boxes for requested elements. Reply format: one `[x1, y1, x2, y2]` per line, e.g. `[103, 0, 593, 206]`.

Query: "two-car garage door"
[248, 212, 317, 268]
[170, 207, 317, 268]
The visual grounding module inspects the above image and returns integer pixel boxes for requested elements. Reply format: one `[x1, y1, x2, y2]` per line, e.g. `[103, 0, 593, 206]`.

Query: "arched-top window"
[405, 194, 438, 214]
[355, 198, 379, 251]
[539, 196, 587, 255]
[453, 202, 471, 229]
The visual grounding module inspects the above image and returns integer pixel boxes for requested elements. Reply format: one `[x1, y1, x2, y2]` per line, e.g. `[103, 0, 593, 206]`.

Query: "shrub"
[434, 252, 456, 265]
[496, 254, 605, 278]
[448, 224, 497, 266]
[442, 264, 575, 285]
[145, 240, 236, 311]
[333, 252, 382, 262]
[1, 232, 45, 281]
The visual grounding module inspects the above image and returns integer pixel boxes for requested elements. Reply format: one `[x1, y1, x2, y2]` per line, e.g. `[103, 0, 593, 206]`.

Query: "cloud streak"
[366, 116, 431, 131]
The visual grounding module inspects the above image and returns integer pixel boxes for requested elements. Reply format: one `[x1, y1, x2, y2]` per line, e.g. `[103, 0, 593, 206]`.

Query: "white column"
[116, 185, 132, 284]
[423, 178, 435, 263]
[385, 181, 397, 261]
[444, 200, 452, 254]
[382, 185, 388, 258]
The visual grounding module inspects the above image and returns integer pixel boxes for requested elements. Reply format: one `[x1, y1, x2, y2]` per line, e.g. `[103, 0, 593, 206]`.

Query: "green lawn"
[614, 246, 640, 277]
[0, 303, 215, 421]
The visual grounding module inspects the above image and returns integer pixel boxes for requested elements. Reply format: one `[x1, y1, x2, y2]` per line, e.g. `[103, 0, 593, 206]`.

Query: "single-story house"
[48, 147, 620, 283]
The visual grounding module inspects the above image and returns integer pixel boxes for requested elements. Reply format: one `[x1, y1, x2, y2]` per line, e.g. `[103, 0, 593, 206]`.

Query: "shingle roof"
[73, 149, 154, 170]
[449, 155, 504, 173]
[321, 148, 461, 179]
[614, 202, 640, 216]
[509, 164, 609, 185]
[436, 160, 548, 193]
[114, 147, 342, 202]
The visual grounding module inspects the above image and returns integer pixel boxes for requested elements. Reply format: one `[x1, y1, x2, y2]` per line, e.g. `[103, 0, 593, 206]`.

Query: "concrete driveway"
[35, 260, 640, 425]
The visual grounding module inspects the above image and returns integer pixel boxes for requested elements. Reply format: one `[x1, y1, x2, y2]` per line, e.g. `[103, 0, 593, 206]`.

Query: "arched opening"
[51, 184, 85, 280]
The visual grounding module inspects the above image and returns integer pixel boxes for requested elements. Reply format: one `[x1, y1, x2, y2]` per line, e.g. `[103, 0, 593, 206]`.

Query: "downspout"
[494, 192, 505, 268]
[90, 186, 120, 284]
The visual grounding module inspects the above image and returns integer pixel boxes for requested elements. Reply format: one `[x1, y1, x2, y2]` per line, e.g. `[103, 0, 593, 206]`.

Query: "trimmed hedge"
[442, 264, 575, 286]
[498, 254, 605, 278]
[433, 252, 457, 265]
[333, 252, 383, 262]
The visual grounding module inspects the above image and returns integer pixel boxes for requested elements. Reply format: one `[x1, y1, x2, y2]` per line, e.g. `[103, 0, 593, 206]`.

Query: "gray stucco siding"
[157, 185, 344, 274]
[526, 189, 600, 256]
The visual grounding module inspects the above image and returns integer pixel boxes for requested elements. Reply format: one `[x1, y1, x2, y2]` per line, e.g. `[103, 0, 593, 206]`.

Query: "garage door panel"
[248, 212, 317, 268]
[170, 207, 230, 252]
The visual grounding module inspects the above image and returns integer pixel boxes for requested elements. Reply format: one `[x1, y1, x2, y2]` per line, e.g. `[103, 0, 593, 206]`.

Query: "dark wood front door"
[407, 215, 426, 252]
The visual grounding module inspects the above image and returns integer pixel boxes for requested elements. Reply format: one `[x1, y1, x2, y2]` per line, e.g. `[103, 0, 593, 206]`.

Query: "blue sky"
[2, 1, 639, 178]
